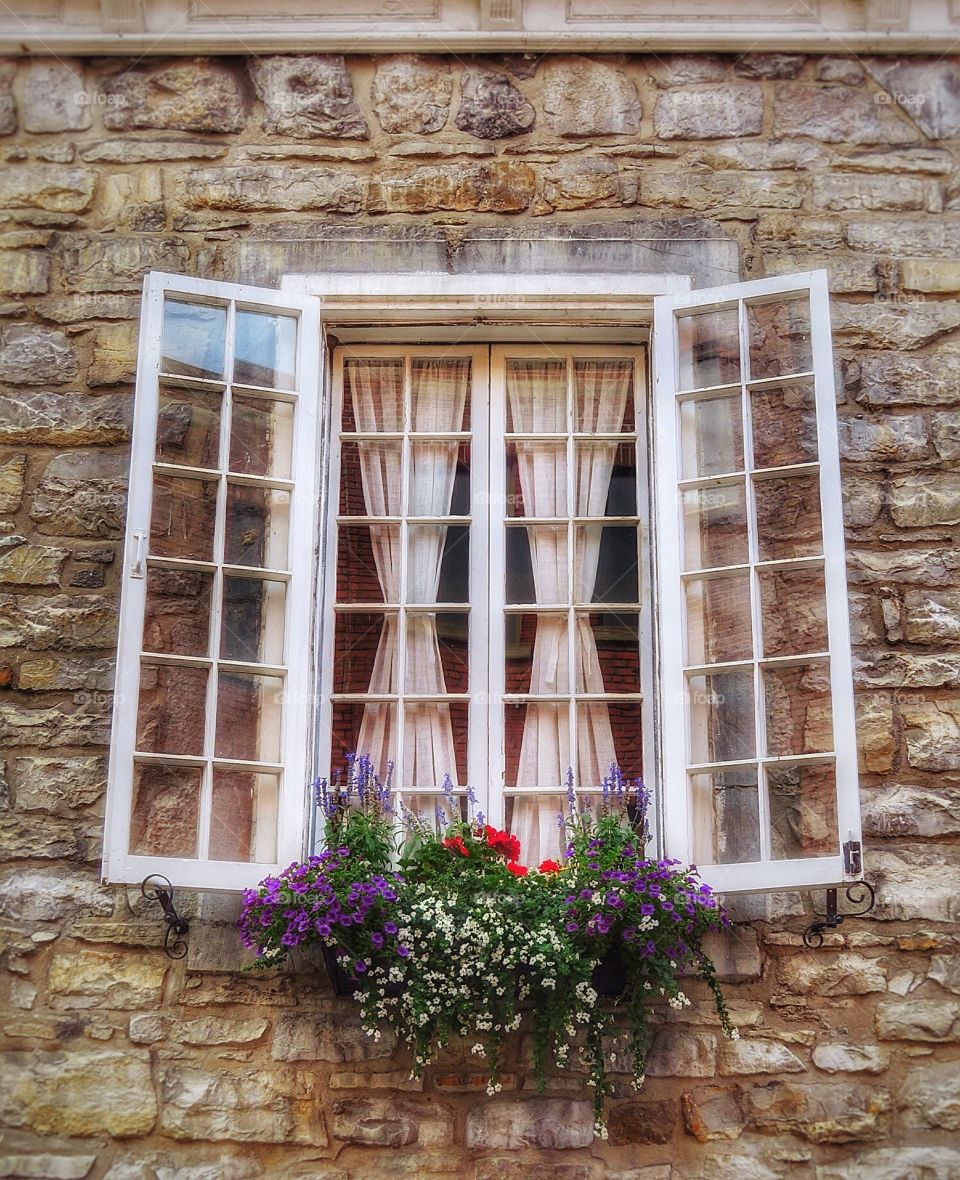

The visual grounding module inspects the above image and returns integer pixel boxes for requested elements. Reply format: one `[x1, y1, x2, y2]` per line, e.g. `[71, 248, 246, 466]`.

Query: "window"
[104, 269, 861, 894]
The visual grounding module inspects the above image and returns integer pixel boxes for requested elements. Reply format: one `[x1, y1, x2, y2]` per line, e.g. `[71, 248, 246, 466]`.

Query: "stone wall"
[1, 49, 960, 1180]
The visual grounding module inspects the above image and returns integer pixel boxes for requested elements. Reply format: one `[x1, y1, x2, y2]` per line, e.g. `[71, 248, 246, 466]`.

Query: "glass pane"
[331, 702, 396, 779]
[403, 701, 468, 787]
[682, 484, 748, 571]
[577, 611, 641, 694]
[759, 565, 829, 657]
[334, 611, 397, 694]
[574, 358, 633, 432]
[412, 357, 471, 432]
[409, 442, 470, 515]
[130, 763, 201, 858]
[505, 701, 570, 788]
[406, 612, 469, 693]
[161, 299, 226, 381]
[691, 767, 760, 866]
[336, 526, 397, 604]
[677, 308, 740, 390]
[224, 484, 290, 570]
[505, 359, 567, 433]
[220, 576, 286, 665]
[680, 394, 744, 479]
[143, 568, 212, 657]
[575, 441, 637, 517]
[150, 474, 217, 562]
[507, 525, 567, 606]
[408, 526, 469, 604]
[685, 573, 753, 666]
[230, 397, 293, 479]
[765, 662, 833, 758]
[747, 296, 812, 381]
[157, 383, 221, 469]
[755, 474, 823, 561]
[687, 669, 755, 764]
[234, 310, 297, 391]
[504, 794, 566, 864]
[751, 380, 817, 469]
[340, 441, 402, 517]
[576, 525, 638, 604]
[595, 699, 644, 780]
[214, 672, 284, 764]
[343, 358, 404, 433]
[136, 664, 207, 756]
[769, 761, 839, 860]
[209, 769, 279, 863]
[507, 613, 569, 695]
[507, 443, 567, 517]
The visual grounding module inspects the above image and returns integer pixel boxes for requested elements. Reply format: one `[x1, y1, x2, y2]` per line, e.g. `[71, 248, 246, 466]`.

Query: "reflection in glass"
[230, 397, 293, 479]
[759, 565, 829, 657]
[576, 441, 637, 517]
[234, 310, 297, 390]
[506, 443, 567, 517]
[408, 526, 469, 604]
[161, 299, 226, 381]
[406, 612, 469, 694]
[685, 573, 753, 666]
[209, 769, 279, 862]
[577, 611, 641, 693]
[336, 526, 398, 604]
[504, 702, 570, 788]
[755, 474, 823, 561]
[506, 614, 569, 695]
[691, 767, 760, 865]
[143, 569, 212, 658]
[751, 380, 817, 469]
[412, 357, 471, 432]
[682, 484, 748, 571]
[130, 762, 201, 858]
[136, 664, 207, 756]
[342, 357, 405, 433]
[687, 669, 755, 764]
[220, 576, 286, 665]
[150, 474, 217, 562]
[576, 525, 638, 604]
[507, 525, 567, 606]
[214, 672, 284, 764]
[747, 297, 812, 381]
[677, 308, 740, 390]
[330, 702, 397, 781]
[764, 662, 833, 758]
[574, 358, 632, 432]
[680, 394, 744, 479]
[333, 612, 397, 694]
[224, 484, 290, 570]
[769, 760, 838, 860]
[157, 383, 220, 469]
[505, 359, 566, 432]
[339, 441, 403, 518]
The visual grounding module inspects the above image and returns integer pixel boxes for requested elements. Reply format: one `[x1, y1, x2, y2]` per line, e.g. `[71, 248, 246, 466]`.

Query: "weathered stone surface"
[0, 250, 49, 294]
[332, 1095, 454, 1147]
[606, 1098, 677, 1145]
[372, 56, 451, 134]
[0, 452, 24, 513]
[719, 1038, 805, 1076]
[840, 414, 929, 462]
[863, 57, 960, 139]
[101, 1154, 263, 1180]
[13, 755, 105, 815]
[0, 593, 116, 651]
[694, 139, 826, 171]
[542, 157, 625, 210]
[542, 59, 641, 136]
[0, 697, 110, 749]
[87, 323, 137, 388]
[834, 301, 960, 350]
[848, 547, 960, 586]
[816, 57, 865, 83]
[863, 786, 960, 839]
[773, 84, 918, 143]
[812, 1043, 889, 1074]
[876, 998, 960, 1042]
[328, 1069, 424, 1091]
[48, 948, 166, 1009]
[465, 1100, 593, 1150]
[843, 476, 884, 526]
[20, 62, 91, 133]
[369, 161, 535, 213]
[849, 351, 960, 407]
[816, 1147, 960, 1180]
[860, 650, 960, 690]
[901, 1059, 960, 1129]
[249, 55, 367, 139]
[171, 1016, 269, 1045]
[0, 60, 15, 135]
[889, 473, 960, 527]
[654, 85, 763, 139]
[183, 165, 363, 214]
[60, 236, 190, 294]
[102, 59, 246, 133]
[39, 294, 140, 324]
[0, 327, 77, 386]
[903, 700, 960, 770]
[82, 139, 227, 163]
[872, 846, 960, 922]
[456, 67, 534, 139]
[929, 955, 960, 995]
[31, 450, 128, 537]
[648, 55, 727, 85]
[271, 1012, 396, 1061]
[835, 145, 955, 174]
[99, 169, 164, 233]
[0, 866, 112, 922]
[0, 1050, 154, 1136]
[681, 1085, 744, 1142]
[0, 1154, 96, 1179]
[19, 655, 113, 692]
[744, 1081, 891, 1143]
[642, 171, 799, 210]
[735, 53, 804, 78]
[0, 166, 95, 213]
[159, 1064, 326, 1144]
[646, 1029, 716, 1077]
[0, 539, 67, 588]
[778, 952, 886, 996]
[812, 173, 931, 212]
[847, 216, 960, 258]
[903, 259, 960, 294]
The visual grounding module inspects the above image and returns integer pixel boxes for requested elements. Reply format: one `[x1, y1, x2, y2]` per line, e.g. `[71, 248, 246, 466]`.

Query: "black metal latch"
[141, 874, 189, 960]
[802, 841, 875, 949]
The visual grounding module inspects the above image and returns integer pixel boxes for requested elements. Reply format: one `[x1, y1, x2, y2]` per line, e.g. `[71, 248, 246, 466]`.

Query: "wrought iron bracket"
[803, 880, 877, 949]
[141, 874, 189, 960]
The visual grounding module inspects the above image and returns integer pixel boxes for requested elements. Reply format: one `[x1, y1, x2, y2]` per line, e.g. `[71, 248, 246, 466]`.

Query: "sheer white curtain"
[507, 359, 631, 863]
[351, 358, 468, 817]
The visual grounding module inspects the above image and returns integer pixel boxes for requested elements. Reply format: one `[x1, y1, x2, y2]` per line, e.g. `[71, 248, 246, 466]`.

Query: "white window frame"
[105, 267, 862, 895]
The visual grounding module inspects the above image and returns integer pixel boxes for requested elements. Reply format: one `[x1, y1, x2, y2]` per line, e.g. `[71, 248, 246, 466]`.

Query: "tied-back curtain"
[507, 359, 631, 864]
[351, 358, 468, 818]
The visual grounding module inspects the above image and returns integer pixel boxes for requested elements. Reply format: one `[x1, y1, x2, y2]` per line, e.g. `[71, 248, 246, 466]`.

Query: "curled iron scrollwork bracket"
[141, 874, 189, 960]
[802, 881, 877, 949]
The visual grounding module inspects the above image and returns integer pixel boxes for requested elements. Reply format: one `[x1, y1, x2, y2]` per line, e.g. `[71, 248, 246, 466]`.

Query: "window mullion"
[566, 352, 577, 793]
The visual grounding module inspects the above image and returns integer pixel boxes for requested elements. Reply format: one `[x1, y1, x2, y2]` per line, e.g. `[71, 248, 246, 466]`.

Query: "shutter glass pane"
[656, 271, 861, 891]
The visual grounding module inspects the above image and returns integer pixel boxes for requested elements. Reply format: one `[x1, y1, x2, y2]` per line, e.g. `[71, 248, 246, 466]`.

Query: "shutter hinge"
[843, 839, 862, 876]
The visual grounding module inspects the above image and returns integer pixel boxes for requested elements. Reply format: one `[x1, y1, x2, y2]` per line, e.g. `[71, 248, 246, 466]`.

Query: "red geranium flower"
[506, 860, 528, 877]
[484, 824, 521, 861]
[443, 835, 469, 857]
[538, 859, 562, 873]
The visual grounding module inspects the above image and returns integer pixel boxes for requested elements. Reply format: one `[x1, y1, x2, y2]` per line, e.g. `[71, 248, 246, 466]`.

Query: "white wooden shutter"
[652, 270, 861, 894]
[103, 272, 322, 890]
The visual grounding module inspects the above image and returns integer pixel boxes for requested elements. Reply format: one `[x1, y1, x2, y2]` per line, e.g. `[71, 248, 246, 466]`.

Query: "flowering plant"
[239, 758, 735, 1134]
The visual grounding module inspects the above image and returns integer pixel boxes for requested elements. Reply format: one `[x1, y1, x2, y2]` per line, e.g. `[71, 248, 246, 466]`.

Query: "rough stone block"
[863, 786, 960, 839]
[812, 1043, 889, 1074]
[875, 998, 960, 1042]
[900, 1059, 960, 1129]
[542, 58, 641, 136]
[0, 166, 95, 214]
[455, 67, 535, 139]
[249, 55, 367, 139]
[542, 157, 624, 210]
[606, 1098, 677, 1145]
[719, 1038, 805, 1076]
[777, 952, 887, 997]
[0, 593, 117, 652]
[902, 699, 960, 770]
[20, 61, 91, 132]
[812, 174, 930, 212]
[31, 450, 128, 538]
[0, 250, 49, 295]
[773, 84, 918, 143]
[743, 1081, 891, 1143]
[0, 866, 113, 922]
[464, 1099, 594, 1150]
[330, 1094, 453, 1147]
[681, 1084, 744, 1142]
[862, 57, 960, 139]
[271, 1012, 396, 1062]
[889, 473, 960, 527]
[642, 170, 799, 210]
[372, 56, 451, 134]
[101, 59, 247, 133]
[60, 237, 190, 294]
[0, 540, 67, 589]
[368, 161, 536, 214]
[654, 85, 762, 139]
[47, 948, 166, 1009]
[182, 165, 363, 214]
[645, 1028, 716, 1077]
[0, 327, 77, 386]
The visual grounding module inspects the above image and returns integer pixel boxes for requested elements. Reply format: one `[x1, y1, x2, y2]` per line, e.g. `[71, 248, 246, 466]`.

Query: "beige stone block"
[812, 1043, 889, 1074]
[719, 1038, 805, 1076]
[902, 258, 960, 293]
[744, 1080, 891, 1143]
[0, 166, 95, 214]
[0, 250, 49, 295]
[876, 998, 960, 1042]
[778, 952, 886, 997]
[464, 1098, 591, 1150]
[855, 693, 895, 774]
[47, 948, 166, 1009]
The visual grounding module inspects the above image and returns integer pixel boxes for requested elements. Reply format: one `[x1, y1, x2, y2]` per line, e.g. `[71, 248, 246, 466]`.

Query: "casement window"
[104, 269, 861, 895]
